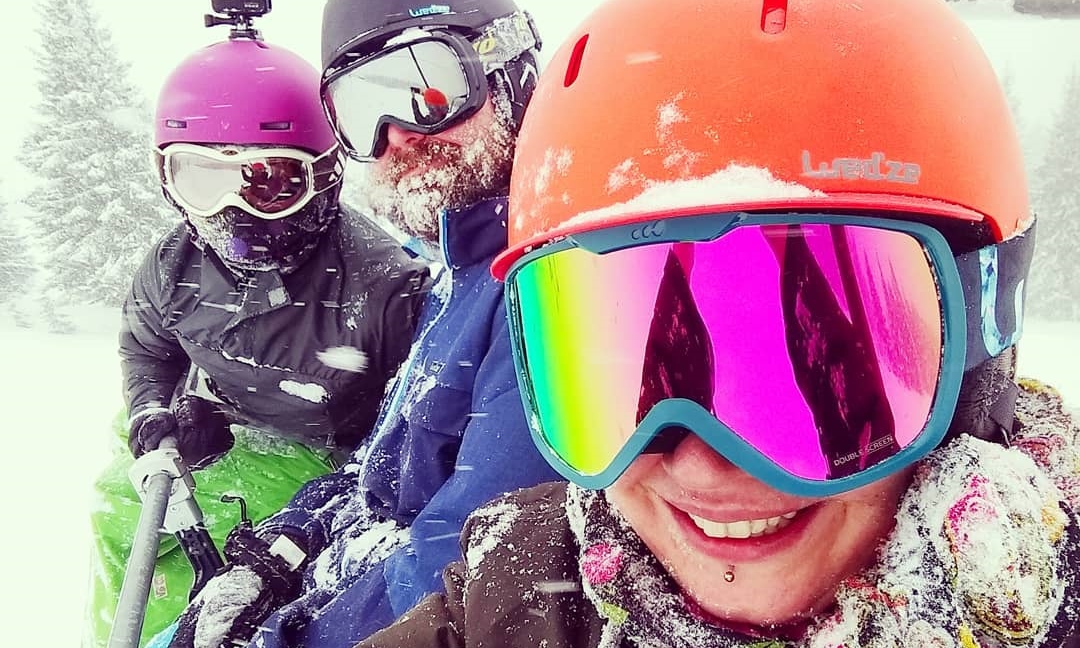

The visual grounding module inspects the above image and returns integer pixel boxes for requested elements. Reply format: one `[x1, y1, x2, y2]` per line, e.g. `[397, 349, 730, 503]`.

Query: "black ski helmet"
[320, 0, 541, 130]
[321, 0, 526, 68]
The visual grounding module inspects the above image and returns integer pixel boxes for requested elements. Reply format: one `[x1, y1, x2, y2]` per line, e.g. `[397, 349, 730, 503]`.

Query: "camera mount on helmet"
[204, 0, 271, 40]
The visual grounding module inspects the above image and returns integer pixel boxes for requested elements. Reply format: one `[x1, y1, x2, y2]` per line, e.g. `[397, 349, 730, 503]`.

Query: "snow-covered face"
[606, 434, 912, 628]
[365, 91, 515, 243]
[184, 192, 337, 275]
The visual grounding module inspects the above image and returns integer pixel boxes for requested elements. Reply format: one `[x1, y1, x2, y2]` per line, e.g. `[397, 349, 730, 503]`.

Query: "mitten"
[169, 523, 307, 648]
[128, 410, 179, 458]
[172, 395, 235, 468]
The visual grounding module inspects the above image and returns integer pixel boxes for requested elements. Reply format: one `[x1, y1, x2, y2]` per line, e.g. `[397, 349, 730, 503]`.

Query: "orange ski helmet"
[494, 0, 1028, 278]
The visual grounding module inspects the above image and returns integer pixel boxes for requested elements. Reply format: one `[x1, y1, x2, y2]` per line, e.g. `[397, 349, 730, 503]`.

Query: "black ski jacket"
[119, 208, 431, 452]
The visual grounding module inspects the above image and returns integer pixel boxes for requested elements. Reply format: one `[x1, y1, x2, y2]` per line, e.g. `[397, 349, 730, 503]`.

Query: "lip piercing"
[724, 565, 735, 583]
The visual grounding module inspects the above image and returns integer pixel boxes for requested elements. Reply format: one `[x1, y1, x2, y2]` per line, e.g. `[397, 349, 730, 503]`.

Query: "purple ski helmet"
[155, 39, 338, 153]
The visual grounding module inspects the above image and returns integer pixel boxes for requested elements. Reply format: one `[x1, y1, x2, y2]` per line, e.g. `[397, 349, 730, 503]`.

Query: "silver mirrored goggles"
[322, 12, 539, 161]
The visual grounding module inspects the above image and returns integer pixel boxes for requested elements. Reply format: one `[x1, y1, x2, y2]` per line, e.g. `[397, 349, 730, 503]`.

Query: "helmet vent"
[761, 0, 788, 34]
[260, 121, 293, 131]
[165, 119, 188, 129]
[564, 34, 589, 87]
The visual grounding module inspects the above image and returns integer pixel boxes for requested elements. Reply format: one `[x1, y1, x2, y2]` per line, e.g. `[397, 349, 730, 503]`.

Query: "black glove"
[128, 396, 234, 467]
[170, 523, 306, 648]
[172, 395, 235, 467]
[128, 410, 178, 458]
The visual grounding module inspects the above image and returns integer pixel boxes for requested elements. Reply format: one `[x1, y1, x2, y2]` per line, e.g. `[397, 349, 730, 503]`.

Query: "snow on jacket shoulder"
[119, 206, 431, 451]
[358, 481, 603, 648]
[248, 197, 563, 648]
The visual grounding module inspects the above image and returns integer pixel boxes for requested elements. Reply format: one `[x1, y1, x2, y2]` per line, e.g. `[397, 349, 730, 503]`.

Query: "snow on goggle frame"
[504, 210, 1032, 497]
[322, 12, 540, 161]
[155, 143, 346, 220]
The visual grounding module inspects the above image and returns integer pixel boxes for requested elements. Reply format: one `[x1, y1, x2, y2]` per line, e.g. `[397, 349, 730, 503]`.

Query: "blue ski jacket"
[249, 196, 563, 648]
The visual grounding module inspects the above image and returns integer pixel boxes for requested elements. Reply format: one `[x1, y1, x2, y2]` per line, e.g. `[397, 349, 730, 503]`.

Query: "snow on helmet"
[156, 39, 338, 153]
[494, 0, 1029, 279]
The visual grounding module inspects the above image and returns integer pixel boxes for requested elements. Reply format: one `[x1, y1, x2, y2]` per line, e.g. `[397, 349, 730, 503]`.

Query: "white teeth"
[726, 520, 752, 538]
[689, 510, 799, 539]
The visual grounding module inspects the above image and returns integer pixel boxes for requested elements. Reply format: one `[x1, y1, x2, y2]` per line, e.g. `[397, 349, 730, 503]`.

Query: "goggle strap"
[153, 150, 167, 184]
[475, 12, 541, 75]
[957, 219, 1036, 370]
[312, 146, 347, 192]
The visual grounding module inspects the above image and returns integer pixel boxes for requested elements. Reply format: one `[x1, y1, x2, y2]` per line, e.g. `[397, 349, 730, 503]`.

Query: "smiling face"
[606, 433, 912, 627]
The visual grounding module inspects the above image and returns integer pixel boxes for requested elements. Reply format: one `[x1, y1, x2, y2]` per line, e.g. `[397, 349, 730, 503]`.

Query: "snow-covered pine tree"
[1027, 64, 1080, 321]
[998, 67, 1036, 187]
[0, 185, 35, 307]
[20, 0, 177, 308]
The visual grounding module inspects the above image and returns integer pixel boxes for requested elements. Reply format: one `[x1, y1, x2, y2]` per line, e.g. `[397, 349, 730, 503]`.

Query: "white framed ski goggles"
[322, 12, 539, 161]
[154, 143, 346, 220]
[503, 210, 1033, 497]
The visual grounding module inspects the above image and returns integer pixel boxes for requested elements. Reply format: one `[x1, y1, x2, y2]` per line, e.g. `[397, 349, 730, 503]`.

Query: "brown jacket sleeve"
[355, 578, 467, 648]
[357, 482, 606, 648]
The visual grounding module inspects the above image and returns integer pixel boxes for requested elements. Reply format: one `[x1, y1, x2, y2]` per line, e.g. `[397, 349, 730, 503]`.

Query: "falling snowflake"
[317, 346, 369, 373]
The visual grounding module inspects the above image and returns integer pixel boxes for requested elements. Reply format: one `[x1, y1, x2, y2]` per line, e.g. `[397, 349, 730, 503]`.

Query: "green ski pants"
[83, 413, 336, 648]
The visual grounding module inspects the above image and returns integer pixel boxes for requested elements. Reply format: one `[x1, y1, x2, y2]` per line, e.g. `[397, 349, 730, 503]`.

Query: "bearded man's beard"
[366, 107, 515, 243]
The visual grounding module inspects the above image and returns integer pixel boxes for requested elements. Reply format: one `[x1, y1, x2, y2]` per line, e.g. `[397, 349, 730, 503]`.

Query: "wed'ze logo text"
[800, 150, 920, 185]
[409, 4, 452, 17]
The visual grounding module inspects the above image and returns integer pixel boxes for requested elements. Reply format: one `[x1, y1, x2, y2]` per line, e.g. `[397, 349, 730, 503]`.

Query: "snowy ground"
[1, 320, 119, 648]
[0, 314, 1077, 646]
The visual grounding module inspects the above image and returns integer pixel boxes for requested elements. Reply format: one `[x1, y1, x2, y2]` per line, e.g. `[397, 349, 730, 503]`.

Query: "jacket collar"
[194, 236, 294, 329]
[436, 196, 509, 270]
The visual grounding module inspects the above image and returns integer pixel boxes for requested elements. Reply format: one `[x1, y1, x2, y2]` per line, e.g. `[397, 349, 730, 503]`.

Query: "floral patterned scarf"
[566, 379, 1080, 648]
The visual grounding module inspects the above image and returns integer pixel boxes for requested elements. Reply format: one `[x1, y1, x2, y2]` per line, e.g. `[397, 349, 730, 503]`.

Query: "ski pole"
[108, 437, 189, 648]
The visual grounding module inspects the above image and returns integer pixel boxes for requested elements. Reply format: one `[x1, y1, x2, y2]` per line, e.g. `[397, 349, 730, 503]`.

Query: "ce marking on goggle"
[630, 221, 667, 240]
